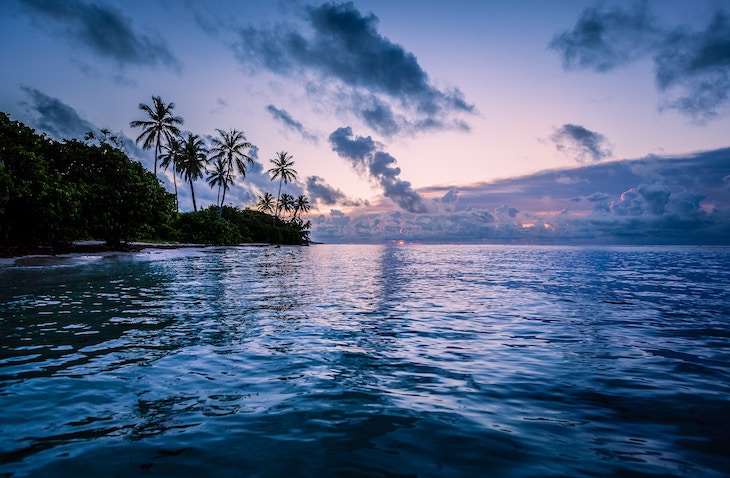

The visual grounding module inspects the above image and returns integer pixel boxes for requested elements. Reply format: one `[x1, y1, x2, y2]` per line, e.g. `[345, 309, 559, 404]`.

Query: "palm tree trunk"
[172, 172, 179, 212]
[190, 179, 197, 212]
[273, 179, 283, 225]
[154, 136, 160, 176]
[219, 185, 228, 219]
[216, 184, 222, 219]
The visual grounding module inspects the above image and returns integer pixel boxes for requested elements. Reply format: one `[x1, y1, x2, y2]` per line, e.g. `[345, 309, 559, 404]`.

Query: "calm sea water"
[1, 244, 729, 477]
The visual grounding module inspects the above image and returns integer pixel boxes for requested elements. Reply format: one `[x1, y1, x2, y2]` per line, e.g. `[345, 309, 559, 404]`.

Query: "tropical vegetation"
[209, 128, 253, 217]
[130, 96, 183, 177]
[267, 151, 297, 223]
[0, 102, 312, 254]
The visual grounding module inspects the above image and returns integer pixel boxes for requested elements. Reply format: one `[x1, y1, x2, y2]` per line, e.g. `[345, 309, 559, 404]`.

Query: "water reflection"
[1, 245, 729, 477]
[1, 259, 175, 381]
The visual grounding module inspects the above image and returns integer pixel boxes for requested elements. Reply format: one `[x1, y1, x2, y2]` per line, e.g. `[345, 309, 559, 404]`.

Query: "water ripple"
[1, 245, 729, 476]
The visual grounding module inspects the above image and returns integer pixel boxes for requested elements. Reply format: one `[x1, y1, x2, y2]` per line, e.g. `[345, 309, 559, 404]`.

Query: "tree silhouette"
[130, 96, 183, 177]
[279, 193, 295, 217]
[267, 151, 297, 223]
[209, 128, 253, 215]
[178, 133, 208, 212]
[207, 157, 233, 213]
[293, 195, 310, 220]
[256, 192, 275, 214]
[159, 135, 182, 212]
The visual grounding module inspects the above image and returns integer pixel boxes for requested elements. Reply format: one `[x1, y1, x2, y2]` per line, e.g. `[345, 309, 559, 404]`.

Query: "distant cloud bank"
[551, 4, 730, 121]
[311, 148, 730, 245]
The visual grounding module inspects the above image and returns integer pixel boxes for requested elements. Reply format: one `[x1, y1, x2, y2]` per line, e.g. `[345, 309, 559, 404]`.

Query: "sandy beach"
[0, 241, 278, 267]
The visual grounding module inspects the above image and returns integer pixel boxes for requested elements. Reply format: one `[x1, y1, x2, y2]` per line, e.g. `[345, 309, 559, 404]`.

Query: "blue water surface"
[1, 244, 729, 477]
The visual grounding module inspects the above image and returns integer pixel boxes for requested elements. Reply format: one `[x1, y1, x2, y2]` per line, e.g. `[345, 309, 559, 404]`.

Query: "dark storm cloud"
[18, 86, 151, 169]
[654, 11, 730, 120]
[266, 105, 318, 143]
[356, 95, 401, 136]
[233, 1, 474, 135]
[328, 126, 378, 169]
[551, 124, 612, 162]
[329, 127, 428, 213]
[306, 175, 366, 207]
[20, 0, 181, 71]
[19, 86, 96, 140]
[551, 4, 730, 121]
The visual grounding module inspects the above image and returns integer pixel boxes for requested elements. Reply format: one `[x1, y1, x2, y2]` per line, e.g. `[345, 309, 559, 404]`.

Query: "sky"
[1, 0, 729, 244]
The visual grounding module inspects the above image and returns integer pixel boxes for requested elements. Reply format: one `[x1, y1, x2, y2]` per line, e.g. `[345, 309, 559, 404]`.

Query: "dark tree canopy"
[0, 112, 310, 251]
[0, 112, 175, 246]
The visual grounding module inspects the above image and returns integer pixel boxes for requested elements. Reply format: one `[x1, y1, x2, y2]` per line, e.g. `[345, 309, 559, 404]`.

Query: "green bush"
[0, 112, 175, 246]
[171, 206, 309, 246]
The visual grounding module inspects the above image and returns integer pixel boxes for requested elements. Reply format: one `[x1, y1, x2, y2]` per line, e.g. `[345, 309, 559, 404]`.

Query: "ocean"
[1, 244, 729, 477]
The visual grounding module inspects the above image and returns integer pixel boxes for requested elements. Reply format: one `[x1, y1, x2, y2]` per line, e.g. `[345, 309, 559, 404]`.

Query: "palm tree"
[293, 195, 310, 220]
[130, 96, 183, 177]
[209, 128, 253, 212]
[159, 135, 182, 212]
[207, 157, 233, 214]
[178, 133, 208, 212]
[267, 151, 297, 223]
[256, 192, 276, 214]
[279, 193, 295, 218]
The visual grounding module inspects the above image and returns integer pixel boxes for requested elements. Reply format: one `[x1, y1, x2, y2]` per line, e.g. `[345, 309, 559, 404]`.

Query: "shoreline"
[0, 241, 281, 261]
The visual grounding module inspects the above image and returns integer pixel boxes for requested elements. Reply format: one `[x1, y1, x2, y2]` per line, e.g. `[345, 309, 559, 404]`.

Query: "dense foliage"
[0, 112, 175, 246]
[171, 206, 309, 246]
[0, 113, 309, 249]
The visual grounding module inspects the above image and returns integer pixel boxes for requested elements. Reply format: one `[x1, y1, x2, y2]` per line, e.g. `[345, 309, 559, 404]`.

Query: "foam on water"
[1, 245, 729, 476]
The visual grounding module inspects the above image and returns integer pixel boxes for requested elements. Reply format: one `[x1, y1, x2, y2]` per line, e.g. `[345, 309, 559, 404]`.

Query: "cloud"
[233, 1, 474, 136]
[439, 188, 459, 213]
[586, 192, 612, 202]
[550, 124, 613, 162]
[266, 105, 318, 143]
[441, 188, 458, 203]
[19, 0, 181, 72]
[18, 86, 144, 160]
[549, 3, 657, 72]
[329, 126, 428, 213]
[210, 98, 228, 114]
[310, 147, 730, 244]
[19, 86, 96, 140]
[306, 175, 366, 208]
[654, 12, 730, 120]
[495, 204, 519, 219]
[328, 126, 378, 166]
[550, 4, 730, 121]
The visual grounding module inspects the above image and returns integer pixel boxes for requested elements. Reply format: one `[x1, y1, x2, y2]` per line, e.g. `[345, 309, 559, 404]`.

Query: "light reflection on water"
[1, 245, 729, 477]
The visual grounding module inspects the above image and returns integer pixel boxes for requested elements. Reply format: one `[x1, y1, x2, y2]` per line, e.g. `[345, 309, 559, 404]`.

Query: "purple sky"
[1, 0, 729, 243]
